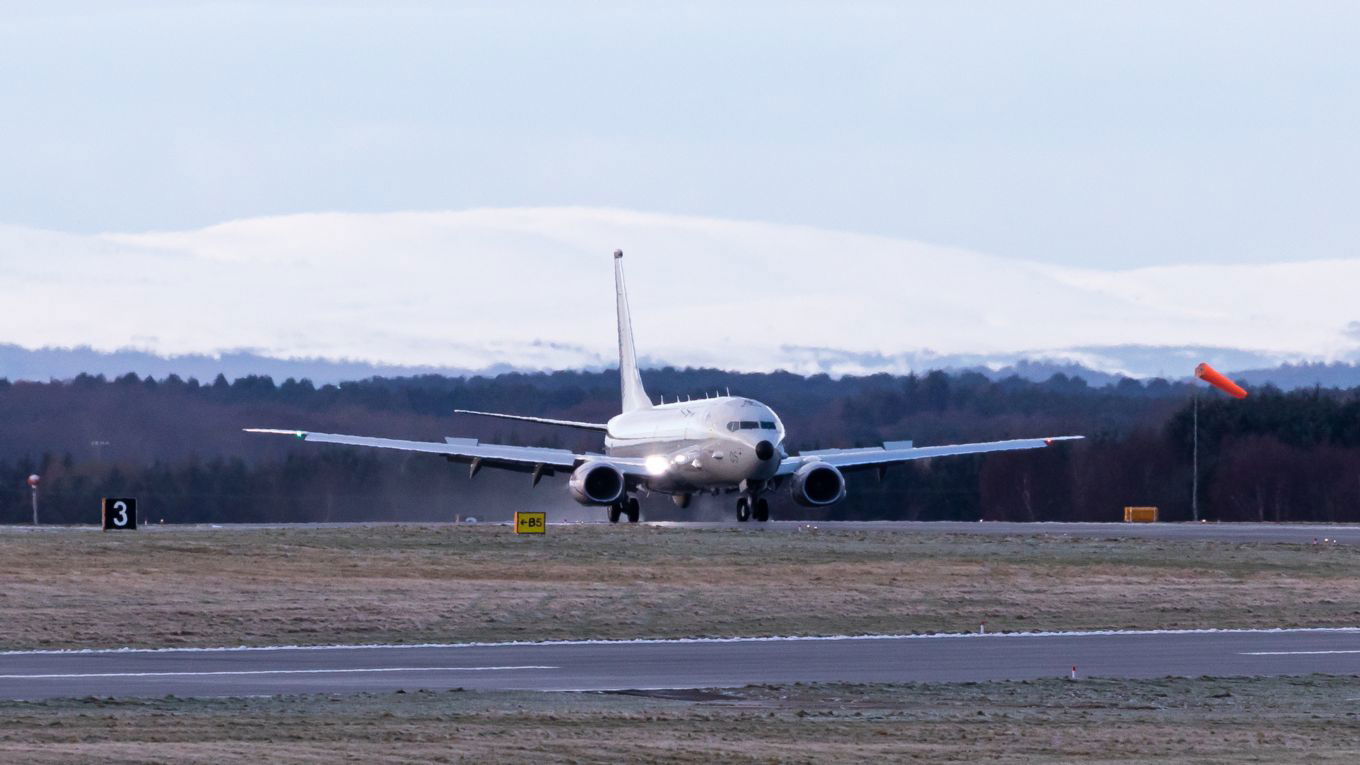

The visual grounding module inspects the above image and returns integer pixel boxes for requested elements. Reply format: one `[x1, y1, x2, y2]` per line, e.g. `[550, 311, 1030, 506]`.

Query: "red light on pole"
[27, 474, 39, 525]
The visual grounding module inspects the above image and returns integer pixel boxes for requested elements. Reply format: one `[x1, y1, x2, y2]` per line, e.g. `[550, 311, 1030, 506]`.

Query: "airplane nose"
[755, 440, 775, 461]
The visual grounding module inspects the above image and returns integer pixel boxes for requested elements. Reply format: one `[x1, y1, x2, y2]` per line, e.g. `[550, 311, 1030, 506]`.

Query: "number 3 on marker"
[102, 497, 138, 531]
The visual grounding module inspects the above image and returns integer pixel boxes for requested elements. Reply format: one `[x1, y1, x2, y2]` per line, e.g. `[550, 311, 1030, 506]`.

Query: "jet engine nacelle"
[569, 462, 626, 506]
[790, 461, 846, 507]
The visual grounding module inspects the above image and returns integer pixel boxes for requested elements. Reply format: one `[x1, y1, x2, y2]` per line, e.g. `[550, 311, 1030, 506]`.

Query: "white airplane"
[248, 251, 1081, 523]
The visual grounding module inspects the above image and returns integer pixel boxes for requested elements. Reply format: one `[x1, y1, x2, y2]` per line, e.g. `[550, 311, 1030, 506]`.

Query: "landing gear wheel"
[626, 497, 641, 523]
[608, 504, 622, 524]
[736, 497, 751, 522]
[753, 497, 770, 522]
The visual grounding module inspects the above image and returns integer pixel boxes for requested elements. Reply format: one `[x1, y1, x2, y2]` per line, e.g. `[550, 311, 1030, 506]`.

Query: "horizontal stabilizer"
[453, 409, 609, 431]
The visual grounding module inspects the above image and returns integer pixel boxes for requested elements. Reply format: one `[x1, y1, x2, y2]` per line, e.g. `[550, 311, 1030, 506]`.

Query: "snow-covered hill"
[3, 207, 1356, 377]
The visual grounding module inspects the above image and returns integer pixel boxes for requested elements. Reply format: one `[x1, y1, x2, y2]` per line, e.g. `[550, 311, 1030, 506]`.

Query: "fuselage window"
[760, 421, 776, 429]
[740, 421, 759, 429]
[727, 421, 739, 432]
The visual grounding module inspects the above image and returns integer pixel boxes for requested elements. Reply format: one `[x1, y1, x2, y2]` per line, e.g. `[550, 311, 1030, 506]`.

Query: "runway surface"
[5, 520, 1360, 544]
[653, 520, 1360, 544]
[3, 629, 1359, 700]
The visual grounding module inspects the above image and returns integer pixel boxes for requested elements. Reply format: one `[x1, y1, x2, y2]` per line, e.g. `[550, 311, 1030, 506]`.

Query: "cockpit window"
[730, 420, 776, 431]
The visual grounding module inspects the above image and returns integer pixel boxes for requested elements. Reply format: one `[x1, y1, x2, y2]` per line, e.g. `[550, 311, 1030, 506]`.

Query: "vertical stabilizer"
[614, 250, 652, 412]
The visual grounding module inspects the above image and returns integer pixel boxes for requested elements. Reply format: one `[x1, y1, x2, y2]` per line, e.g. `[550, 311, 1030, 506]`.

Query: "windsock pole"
[1192, 393, 1199, 522]
[1190, 363, 1247, 522]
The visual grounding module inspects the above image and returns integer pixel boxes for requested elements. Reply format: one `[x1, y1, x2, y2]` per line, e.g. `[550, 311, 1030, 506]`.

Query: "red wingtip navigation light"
[1194, 363, 1248, 399]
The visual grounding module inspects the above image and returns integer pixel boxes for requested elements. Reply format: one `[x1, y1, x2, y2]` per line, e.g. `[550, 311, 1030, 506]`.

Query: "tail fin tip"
[614, 250, 652, 412]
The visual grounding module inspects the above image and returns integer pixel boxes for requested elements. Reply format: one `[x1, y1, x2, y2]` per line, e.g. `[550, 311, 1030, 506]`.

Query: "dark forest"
[1, 368, 1356, 524]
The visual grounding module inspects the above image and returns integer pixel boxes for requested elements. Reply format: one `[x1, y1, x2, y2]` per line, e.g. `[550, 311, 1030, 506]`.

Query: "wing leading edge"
[243, 428, 647, 478]
[777, 436, 1083, 475]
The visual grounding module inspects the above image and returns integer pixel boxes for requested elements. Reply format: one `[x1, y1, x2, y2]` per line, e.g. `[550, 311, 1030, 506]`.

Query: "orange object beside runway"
[1195, 363, 1248, 399]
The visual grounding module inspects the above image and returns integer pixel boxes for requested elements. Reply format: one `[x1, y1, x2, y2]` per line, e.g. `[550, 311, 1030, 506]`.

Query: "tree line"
[0, 369, 1356, 524]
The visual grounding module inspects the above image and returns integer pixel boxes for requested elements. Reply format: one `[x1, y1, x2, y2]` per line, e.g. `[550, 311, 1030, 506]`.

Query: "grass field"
[2, 524, 1358, 650]
[3, 676, 1358, 763]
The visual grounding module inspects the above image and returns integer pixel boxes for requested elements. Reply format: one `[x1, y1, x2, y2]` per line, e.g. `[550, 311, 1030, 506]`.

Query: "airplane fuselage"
[603, 396, 785, 493]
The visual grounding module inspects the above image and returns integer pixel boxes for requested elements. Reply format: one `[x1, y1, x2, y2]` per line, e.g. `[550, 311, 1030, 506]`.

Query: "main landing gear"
[736, 495, 770, 523]
[608, 496, 641, 524]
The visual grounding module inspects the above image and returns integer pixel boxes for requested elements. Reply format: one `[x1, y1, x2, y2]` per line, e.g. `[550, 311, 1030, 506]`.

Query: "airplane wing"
[244, 428, 647, 480]
[776, 436, 1083, 475]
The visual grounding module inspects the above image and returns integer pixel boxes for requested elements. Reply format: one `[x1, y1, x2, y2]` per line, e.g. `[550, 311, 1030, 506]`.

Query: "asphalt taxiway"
[651, 520, 1360, 544]
[3, 629, 1358, 701]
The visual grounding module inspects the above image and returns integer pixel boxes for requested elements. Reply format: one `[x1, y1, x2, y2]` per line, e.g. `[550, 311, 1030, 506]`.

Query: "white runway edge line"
[1242, 650, 1360, 656]
[3, 627, 1359, 657]
[0, 666, 558, 680]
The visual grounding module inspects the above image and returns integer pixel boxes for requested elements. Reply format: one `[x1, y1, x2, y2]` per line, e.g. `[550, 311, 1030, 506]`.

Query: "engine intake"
[790, 461, 846, 507]
[569, 462, 626, 506]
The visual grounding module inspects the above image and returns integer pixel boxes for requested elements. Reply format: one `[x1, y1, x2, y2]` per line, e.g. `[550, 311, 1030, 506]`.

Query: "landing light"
[644, 455, 670, 476]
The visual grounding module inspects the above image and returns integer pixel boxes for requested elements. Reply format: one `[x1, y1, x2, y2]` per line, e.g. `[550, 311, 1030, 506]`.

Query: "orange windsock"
[1194, 363, 1248, 399]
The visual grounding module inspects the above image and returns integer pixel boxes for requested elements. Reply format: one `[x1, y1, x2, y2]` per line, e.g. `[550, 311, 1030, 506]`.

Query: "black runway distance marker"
[102, 497, 138, 531]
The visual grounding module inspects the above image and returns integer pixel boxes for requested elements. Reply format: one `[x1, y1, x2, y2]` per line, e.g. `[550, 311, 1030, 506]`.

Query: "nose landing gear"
[608, 497, 641, 523]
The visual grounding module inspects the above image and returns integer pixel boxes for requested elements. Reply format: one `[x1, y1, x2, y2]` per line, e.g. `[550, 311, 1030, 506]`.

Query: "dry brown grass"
[1, 524, 1358, 650]
[3, 676, 1359, 764]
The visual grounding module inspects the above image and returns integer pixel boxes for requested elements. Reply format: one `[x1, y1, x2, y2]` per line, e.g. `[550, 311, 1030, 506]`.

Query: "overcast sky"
[3, 1, 1358, 269]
